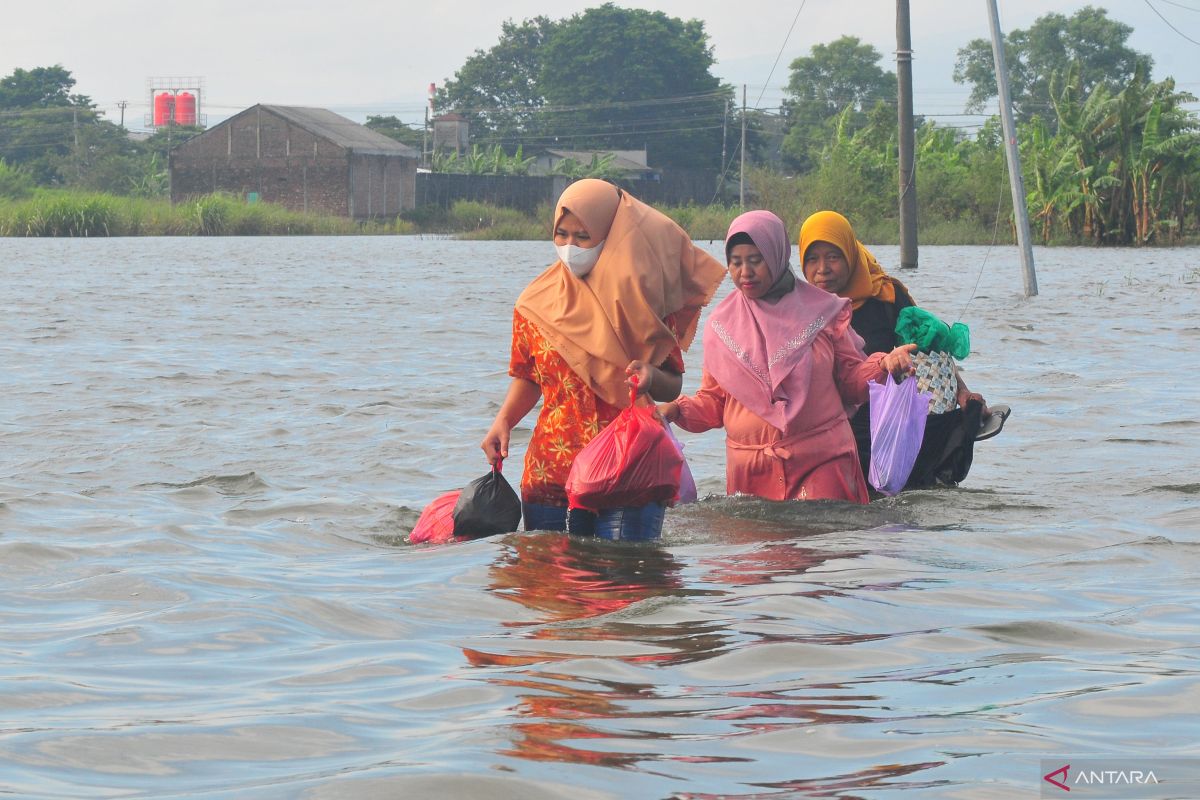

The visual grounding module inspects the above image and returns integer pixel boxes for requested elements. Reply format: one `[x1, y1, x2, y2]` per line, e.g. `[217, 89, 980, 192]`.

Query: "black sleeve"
[851, 298, 903, 355]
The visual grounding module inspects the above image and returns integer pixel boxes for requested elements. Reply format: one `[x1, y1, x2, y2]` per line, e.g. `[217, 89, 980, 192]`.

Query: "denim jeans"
[522, 502, 596, 536]
[593, 503, 666, 541]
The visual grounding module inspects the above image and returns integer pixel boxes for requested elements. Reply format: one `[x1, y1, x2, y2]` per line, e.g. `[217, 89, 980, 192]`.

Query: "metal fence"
[415, 169, 723, 213]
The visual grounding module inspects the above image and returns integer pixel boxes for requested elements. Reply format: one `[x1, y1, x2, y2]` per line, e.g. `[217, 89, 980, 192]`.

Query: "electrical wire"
[1156, 0, 1200, 11]
[955, 164, 1010, 326]
[1143, 0, 1200, 46]
[754, 1, 808, 110]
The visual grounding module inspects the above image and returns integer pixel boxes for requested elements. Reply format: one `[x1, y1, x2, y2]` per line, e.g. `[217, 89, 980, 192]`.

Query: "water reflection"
[486, 533, 691, 624]
[467, 533, 728, 668]
[678, 760, 948, 799]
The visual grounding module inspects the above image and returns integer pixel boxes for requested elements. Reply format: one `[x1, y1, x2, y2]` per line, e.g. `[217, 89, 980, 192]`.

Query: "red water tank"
[174, 91, 196, 126]
[153, 92, 174, 126]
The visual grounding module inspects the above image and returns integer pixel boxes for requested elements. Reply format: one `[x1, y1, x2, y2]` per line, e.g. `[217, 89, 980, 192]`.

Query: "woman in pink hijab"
[657, 210, 915, 503]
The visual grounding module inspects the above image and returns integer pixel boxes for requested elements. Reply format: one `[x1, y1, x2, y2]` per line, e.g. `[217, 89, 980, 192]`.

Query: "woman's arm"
[954, 368, 988, 413]
[659, 370, 726, 434]
[481, 378, 541, 466]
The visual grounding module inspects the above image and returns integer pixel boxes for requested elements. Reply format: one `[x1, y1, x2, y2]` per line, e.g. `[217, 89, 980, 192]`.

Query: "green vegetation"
[431, 144, 536, 175]
[0, 191, 415, 237]
[3, 5, 1199, 244]
[436, 4, 728, 169]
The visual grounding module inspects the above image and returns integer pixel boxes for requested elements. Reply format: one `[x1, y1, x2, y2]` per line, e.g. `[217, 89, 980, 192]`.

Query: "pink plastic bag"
[565, 380, 683, 512]
[868, 375, 932, 495]
[409, 490, 461, 544]
[663, 423, 697, 505]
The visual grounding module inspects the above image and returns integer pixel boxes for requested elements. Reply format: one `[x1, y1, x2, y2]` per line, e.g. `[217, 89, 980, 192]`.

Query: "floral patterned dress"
[509, 309, 684, 506]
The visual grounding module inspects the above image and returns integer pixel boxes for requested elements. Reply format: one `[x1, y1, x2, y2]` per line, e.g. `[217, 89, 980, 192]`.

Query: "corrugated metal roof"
[260, 105, 419, 157]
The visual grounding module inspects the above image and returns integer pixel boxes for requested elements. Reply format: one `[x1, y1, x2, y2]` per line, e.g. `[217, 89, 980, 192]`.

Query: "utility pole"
[739, 84, 746, 208]
[720, 96, 729, 196]
[985, 0, 1038, 297]
[896, 0, 919, 270]
[116, 100, 128, 130]
[72, 107, 81, 180]
[423, 105, 429, 169]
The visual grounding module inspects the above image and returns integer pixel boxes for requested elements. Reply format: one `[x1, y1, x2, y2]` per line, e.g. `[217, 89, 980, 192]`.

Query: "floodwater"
[1, 236, 1197, 799]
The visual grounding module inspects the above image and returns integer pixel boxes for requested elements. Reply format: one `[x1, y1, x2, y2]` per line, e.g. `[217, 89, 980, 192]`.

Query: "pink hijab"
[703, 210, 854, 431]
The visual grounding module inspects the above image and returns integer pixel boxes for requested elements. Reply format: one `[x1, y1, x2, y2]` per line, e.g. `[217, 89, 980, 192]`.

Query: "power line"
[1143, 0, 1200, 46]
[754, 1, 807, 110]
[1156, 0, 1200, 11]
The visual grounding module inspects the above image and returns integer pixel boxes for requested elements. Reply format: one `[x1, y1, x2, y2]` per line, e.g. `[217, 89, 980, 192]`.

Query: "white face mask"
[555, 240, 605, 278]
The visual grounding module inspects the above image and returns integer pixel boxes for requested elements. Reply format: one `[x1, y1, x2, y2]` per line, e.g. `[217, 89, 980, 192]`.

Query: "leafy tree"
[0, 65, 109, 185]
[538, 4, 728, 168]
[953, 6, 1150, 120]
[0, 65, 91, 109]
[436, 17, 559, 149]
[780, 36, 895, 172]
[364, 115, 424, 149]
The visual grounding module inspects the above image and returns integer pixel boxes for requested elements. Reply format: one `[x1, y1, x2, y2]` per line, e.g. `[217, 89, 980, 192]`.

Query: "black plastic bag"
[451, 464, 522, 538]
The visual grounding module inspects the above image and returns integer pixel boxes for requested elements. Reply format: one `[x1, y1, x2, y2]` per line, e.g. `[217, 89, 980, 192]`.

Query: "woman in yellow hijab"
[481, 179, 725, 534]
[798, 210, 1006, 490]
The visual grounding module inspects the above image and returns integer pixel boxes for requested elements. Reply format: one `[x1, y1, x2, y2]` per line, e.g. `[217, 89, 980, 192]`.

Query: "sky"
[4, 0, 1199, 133]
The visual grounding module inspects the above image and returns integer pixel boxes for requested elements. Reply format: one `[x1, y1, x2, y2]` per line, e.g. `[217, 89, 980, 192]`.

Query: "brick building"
[170, 104, 419, 219]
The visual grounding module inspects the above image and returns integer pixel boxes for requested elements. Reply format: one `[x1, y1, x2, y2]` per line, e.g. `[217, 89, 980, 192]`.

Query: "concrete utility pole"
[739, 84, 746, 208]
[985, 0, 1039, 297]
[896, 0, 919, 269]
[116, 100, 128, 129]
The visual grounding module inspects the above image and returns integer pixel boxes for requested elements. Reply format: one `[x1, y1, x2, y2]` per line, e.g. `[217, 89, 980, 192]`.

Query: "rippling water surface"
[2, 236, 1198, 798]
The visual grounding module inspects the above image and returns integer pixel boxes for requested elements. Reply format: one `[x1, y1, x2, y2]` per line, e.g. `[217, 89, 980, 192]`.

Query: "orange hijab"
[516, 179, 726, 407]
[798, 210, 914, 310]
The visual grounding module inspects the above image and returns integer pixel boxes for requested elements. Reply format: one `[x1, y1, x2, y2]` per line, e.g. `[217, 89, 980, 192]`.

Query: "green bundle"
[895, 306, 970, 359]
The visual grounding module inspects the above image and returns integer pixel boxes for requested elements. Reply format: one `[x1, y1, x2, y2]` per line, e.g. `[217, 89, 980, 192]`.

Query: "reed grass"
[0, 188, 1029, 245]
[0, 190, 415, 237]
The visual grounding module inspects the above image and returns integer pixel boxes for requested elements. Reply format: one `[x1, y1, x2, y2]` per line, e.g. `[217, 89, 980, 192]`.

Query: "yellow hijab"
[516, 180, 726, 407]
[798, 210, 914, 310]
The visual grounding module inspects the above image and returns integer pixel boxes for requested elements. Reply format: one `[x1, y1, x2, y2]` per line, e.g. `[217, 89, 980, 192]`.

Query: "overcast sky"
[4, 0, 1198, 131]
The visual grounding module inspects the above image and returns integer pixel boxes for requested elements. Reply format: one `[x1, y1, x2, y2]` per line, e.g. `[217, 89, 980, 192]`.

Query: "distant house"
[532, 148, 659, 181]
[170, 104, 419, 219]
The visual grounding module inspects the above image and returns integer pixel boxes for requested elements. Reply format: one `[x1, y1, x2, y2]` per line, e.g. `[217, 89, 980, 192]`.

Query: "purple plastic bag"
[868, 375, 932, 495]
[663, 423, 698, 505]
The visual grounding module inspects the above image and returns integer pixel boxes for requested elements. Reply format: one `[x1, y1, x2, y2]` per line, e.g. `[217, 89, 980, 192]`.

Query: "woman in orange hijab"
[481, 179, 725, 533]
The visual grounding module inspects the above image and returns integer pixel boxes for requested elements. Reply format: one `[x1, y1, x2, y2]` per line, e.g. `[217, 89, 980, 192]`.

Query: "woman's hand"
[881, 343, 918, 378]
[482, 378, 540, 467]
[481, 419, 512, 468]
[625, 360, 654, 396]
[626, 360, 682, 401]
[656, 402, 680, 424]
[955, 382, 988, 415]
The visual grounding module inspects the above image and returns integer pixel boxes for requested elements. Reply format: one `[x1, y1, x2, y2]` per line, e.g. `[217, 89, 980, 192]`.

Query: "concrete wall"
[349, 153, 415, 218]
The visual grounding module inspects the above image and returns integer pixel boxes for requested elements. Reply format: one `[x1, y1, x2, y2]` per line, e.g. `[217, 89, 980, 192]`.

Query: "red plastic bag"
[409, 489, 461, 544]
[565, 380, 683, 512]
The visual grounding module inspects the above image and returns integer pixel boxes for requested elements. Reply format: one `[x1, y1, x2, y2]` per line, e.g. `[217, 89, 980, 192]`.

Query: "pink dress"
[675, 328, 886, 503]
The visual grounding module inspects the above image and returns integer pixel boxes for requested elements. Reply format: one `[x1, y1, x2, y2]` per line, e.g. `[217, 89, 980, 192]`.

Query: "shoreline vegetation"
[2, 176, 1190, 245]
[4, 183, 1196, 246]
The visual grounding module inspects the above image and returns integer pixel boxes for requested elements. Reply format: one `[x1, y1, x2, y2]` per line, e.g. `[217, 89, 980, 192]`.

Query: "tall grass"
[1, 187, 1003, 243]
[0, 190, 414, 237]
